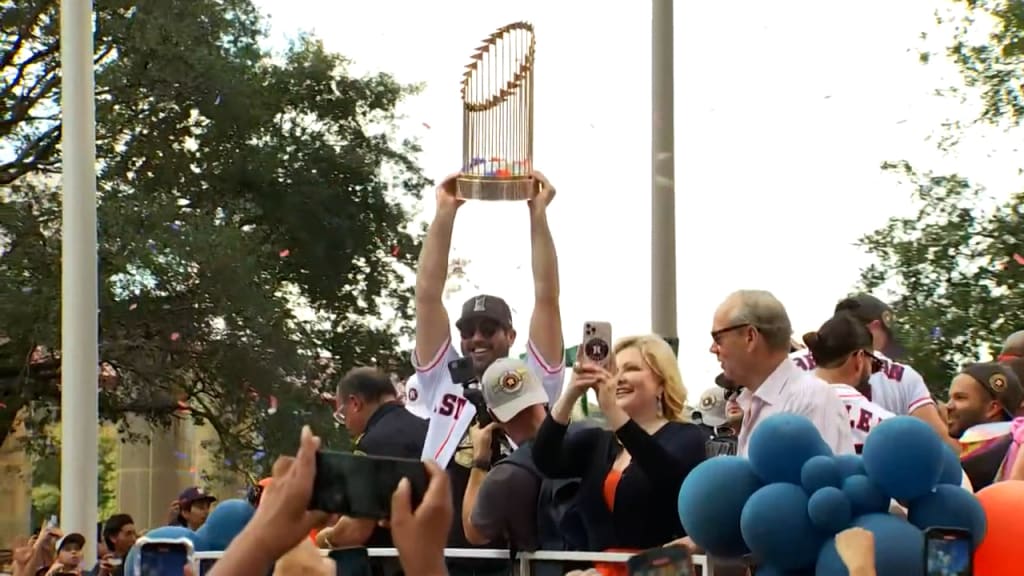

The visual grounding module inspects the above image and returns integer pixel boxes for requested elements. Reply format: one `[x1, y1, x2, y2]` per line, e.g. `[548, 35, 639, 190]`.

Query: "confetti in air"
[170, 332, 181, 341]
[931, 327, 942, 339]
[128, 303, 138, 311]
[391, 245, 400, 257]
[422, 122, 431, 129]
[1014, 253, 1024, 266]
[279, 249, 290, 258]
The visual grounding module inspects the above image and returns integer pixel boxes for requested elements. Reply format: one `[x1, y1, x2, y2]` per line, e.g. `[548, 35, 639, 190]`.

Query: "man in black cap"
[790, 294, 955, 449]
[411, 173, 565, 575]
[947, 362, 1024, 490]
[172, 486, 217, 531]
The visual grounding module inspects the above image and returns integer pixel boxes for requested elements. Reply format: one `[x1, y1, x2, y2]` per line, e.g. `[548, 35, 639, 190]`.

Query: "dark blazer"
[531, 415, 706, 551]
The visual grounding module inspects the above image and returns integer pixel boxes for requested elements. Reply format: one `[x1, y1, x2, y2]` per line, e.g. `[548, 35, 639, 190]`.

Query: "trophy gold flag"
[456, 22, 536, 201]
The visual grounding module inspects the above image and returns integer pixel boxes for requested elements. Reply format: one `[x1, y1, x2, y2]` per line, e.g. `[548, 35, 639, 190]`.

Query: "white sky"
[255, 0, 1022, 398]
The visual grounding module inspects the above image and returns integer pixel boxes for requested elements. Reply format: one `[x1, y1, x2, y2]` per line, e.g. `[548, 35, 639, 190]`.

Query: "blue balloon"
[124, 526, 203, 576]
[817, 514, 924, 576]
[748, 413, 832, 484]
[807, 487, 853, 535]
[834, 454, 866, 479]
[741, 483, 821, 571]
[678, 456, 761, 557]
[937, 444, 965, 486]
[907, 484, 987, 547]
[862, 416, 944, 501]
[196, 499, 254, 551]
[842, 475, 890, 516]
[802, 455, 842, 494]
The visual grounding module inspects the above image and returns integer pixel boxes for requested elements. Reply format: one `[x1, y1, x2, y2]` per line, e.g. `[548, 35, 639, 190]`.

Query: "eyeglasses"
[859, 349, 883, 373]
[459, 318, 502, 340]
[711, 323, 751, 345]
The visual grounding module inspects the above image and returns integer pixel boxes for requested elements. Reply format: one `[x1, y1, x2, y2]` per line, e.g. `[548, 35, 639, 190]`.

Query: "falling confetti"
[21, 287, 32, 294]
[253, 451, 265, 461]
[391, 245, 400, 257]
[1014, 253, 1024, 266]
[147, 240, 157, 253]
[422, 122, 431, 129]
[170, 332, 181, 341]
[930, 327, 942, 340]
[214, 93, 222, 106]
[174, 451, 188, 460]
[189, 467, 197, 474]
[128, 303, 138, 311]
[170, 222, 181, 232]
[279, 249, 290, 258]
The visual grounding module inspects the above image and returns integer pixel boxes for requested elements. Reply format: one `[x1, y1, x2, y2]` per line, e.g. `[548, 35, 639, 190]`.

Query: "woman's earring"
[656, 394, 664, 415]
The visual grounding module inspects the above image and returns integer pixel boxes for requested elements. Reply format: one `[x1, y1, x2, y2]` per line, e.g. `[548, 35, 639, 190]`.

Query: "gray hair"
[725, 290, 793, 352]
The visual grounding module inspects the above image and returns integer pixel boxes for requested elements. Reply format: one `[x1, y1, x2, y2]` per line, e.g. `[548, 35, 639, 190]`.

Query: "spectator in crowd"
[89, 514, 135, 576]
[317, 367, 427, 575]
[412, 172, 565, 575]
[793, 295, 954, 449]
[948, 362, 1024, 490]
[533, 335, 706, 567]
[711, 289, 855, 455]
[998, 330, 1024, 362]
[693, 384, 741, 457]
[11, 525, 60, 576]
[170, 487, 217, 531]
[45, 533, 86, 575]
[209, 425, 453, 576]
[804, 312, 899, 453]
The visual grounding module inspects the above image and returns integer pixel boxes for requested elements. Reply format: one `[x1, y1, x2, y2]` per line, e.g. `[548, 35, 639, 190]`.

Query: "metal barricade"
[193, 548, 714, 576]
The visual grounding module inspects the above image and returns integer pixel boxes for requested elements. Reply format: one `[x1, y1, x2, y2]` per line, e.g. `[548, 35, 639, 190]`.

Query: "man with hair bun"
[791, 294, 954, 449]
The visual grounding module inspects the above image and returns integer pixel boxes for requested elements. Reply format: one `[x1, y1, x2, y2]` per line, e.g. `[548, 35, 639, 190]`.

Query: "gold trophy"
[456, 22, 536, 201]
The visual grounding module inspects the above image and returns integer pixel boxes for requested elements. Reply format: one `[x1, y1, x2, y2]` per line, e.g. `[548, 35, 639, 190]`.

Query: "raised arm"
[526, 171, 564, 368]
[414, 174, 462, 365]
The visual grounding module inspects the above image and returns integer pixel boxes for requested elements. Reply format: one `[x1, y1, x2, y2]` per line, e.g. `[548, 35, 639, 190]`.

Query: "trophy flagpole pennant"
[456, 21, 536, 201]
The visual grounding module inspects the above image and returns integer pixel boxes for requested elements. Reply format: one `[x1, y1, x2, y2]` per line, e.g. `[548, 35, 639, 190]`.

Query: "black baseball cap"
[455, 295, 513, 331]
[178, 486, 216, 507]
[835, 294, 906, 360]
[57, 532, 85, 551]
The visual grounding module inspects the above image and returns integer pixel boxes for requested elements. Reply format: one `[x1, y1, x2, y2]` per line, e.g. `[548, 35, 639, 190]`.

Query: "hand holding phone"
[136, 537, 194, 576]
[925, 527, 973, 576]
[580, 322, 613, 369]
[309, 451, 429, 518]
[626, 547, 692, 576]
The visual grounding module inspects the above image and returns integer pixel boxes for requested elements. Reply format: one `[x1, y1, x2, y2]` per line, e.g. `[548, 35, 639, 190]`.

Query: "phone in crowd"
[135, 537, 195, 576]
[448, 357, 478, 386]
[925, 527, 973, 576]
[626, 546, 692, 576]
[581, 321, 613, 369]
[45, 515, 58, 530]
[198, 558, 217, 576]
[309, 450, 429, 518]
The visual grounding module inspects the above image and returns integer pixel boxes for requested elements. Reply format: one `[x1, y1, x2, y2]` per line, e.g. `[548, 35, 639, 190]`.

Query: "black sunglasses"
[711, 323, 751, 344]
[459, 318, 502, 340]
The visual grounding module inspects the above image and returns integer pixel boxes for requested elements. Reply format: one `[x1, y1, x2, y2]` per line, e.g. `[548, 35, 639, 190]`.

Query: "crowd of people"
[8, 172, 1024, 576]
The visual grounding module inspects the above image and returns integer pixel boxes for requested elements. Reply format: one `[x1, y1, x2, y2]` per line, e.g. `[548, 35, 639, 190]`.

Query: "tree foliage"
[30, 425, 119, 523]
[0, 0, 428, 475]
[857, 0, 1024, 398]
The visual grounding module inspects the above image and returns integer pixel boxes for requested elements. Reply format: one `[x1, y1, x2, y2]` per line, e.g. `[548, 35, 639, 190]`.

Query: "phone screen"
[310, 451, 429, 517]
[139, 542, 190, 576]
[626, 547, 692, 576]
[926, 529, 972, 576]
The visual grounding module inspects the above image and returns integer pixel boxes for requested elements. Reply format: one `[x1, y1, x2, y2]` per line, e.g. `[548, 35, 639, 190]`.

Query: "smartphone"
[309, 450, 429, 518]
[925, 527, 973, 576]
[627, 546, 692, 576]
[581, 321, 613, 368]
[135, 537, 195, 576]
[448, 357, 478, 386]
[45, 515, 58, 530]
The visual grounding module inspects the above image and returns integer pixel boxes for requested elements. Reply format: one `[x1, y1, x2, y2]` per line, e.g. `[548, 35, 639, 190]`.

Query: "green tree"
[0, 0, 428, 476]
[857, 0, 1024, 398]
[30, 425, 119, 523]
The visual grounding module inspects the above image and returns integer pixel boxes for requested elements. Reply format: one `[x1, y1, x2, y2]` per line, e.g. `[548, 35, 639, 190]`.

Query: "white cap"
[403, 374, 431, 419]
[481, 358, 548, 423]
[695, 387, 728, 427]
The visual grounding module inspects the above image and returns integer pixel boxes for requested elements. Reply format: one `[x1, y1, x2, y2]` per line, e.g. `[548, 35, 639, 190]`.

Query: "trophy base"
[456, 175, 533, 201]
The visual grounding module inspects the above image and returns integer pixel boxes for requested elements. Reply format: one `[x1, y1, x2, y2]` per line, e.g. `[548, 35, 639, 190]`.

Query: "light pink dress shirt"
[736, 358, 856, 457]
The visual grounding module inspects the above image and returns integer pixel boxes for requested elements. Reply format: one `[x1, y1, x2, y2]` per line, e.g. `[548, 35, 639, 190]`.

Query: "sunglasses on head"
[459, 318, 503, 340]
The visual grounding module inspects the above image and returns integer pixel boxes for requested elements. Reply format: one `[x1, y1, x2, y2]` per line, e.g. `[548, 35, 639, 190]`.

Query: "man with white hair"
[709, 290, 854, 456]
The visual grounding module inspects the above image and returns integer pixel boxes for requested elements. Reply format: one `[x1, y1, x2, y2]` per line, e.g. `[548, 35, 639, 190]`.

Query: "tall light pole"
[651, 0, 677, 340]
[60, 0, 99, 568]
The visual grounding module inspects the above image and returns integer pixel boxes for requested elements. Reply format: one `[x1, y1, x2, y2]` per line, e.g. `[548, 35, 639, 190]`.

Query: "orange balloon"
[974, 480, 1024, 575]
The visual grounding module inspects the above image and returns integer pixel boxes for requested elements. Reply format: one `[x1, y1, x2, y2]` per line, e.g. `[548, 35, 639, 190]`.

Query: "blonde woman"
[532, 335, 706, 571]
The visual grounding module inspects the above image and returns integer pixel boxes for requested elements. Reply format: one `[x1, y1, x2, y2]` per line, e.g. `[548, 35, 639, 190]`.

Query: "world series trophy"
[456, 22, 536, 201]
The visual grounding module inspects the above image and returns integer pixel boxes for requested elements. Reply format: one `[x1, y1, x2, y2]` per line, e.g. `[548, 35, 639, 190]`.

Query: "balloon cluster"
[677, 414, 986, 575]
[124, 499, 255, 574]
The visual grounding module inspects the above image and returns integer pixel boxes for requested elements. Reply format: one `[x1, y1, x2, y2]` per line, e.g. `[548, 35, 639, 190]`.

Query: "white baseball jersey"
[402, 374, 431, 419]
[790, 350, 934, 416]
[831, 384, 896, 452]
[413, 337, 564, 468]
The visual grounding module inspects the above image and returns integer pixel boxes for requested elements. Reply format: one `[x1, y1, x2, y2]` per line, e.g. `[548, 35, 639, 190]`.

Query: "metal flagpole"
[60, 0, 99, 568]
[651, 0, 677, 339]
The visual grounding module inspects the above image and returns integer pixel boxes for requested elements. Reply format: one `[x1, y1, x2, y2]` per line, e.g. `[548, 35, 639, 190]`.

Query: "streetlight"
[60, 0, 99, 568]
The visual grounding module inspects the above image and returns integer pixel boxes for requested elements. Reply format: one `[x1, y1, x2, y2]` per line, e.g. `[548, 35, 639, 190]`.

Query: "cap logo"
[500, 369, 524, 393]
[700, 395, 716, 409]
[407, 388, 418, 402]
[473, 296, 487, 312]
[990, 373, 1007, 392]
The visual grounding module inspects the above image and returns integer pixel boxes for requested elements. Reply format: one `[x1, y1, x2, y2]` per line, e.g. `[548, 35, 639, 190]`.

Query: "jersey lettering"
[856, 408, 874, 432]
[435, 393, 468, 419]
[793, 353, 816, 371]
[883, 361, 905, 382]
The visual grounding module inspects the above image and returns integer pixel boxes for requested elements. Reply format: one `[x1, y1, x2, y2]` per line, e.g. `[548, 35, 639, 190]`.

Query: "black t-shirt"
[355, 401, 428, 547]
